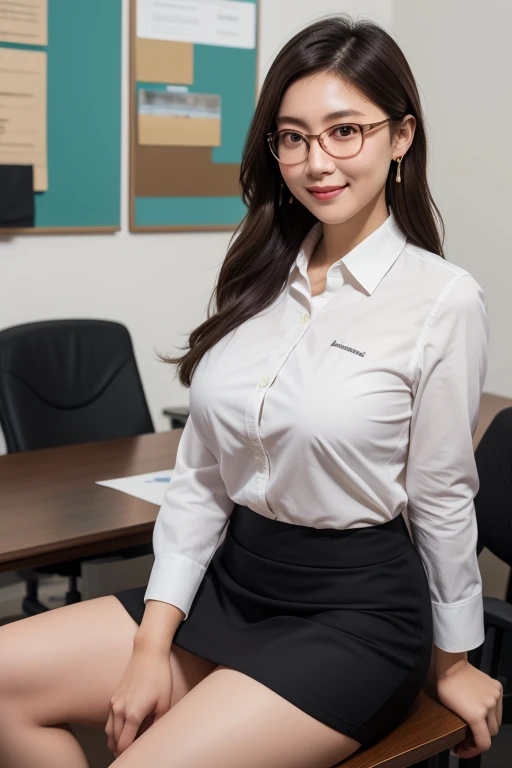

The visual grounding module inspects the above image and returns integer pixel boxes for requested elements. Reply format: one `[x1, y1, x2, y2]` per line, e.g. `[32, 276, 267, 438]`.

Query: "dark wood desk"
[0, 430, 181, 573]
[1, 390, 510, 575]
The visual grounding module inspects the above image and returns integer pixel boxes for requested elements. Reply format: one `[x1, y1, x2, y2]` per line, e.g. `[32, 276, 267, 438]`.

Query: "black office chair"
[0, 319, 155, 616]
[451, 408, 512, 767]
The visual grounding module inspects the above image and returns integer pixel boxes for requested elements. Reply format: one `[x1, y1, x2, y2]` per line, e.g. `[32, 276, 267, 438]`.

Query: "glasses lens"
[270, 131, 308, 163]
[270, 124, 362, 163]
[322, 124, 362, 158]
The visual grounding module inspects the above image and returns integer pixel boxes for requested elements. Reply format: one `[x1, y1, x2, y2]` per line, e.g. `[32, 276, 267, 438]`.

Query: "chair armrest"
[483, 596, 512, 631]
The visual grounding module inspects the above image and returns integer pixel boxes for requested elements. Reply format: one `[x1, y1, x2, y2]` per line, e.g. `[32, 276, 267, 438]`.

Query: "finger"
[487, 706, 499, 737]
[104, 709, 112, 739]
[496, 688, 503, 728]
[117, 713, 143, 755]
[467, 716, 492, 754]
[105, 710, 116, 754]
[112, 703, 125, 748]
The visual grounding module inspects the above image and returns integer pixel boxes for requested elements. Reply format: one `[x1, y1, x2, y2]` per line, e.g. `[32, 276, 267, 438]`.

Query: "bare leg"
[0, 595, 218, 768]
[110, 664, 362, 768]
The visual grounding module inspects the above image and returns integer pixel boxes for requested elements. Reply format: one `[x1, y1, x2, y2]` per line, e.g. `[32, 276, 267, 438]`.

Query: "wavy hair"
[163, 14, 445, 387]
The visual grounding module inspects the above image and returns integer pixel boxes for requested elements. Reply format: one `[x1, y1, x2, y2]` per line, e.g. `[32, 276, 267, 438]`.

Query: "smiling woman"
[0, 11, 502, 768]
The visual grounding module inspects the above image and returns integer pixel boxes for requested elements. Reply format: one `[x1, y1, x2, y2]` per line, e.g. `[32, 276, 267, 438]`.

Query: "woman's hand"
[105, 645, 173, 758]
[436, 660, 503, 760]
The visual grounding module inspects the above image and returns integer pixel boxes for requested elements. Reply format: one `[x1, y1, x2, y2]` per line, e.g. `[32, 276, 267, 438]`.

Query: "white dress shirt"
[144, 209, 490, 653]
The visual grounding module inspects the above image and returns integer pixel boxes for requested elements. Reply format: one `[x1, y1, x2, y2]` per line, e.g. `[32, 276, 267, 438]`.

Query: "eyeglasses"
[266, 117, 396, 164]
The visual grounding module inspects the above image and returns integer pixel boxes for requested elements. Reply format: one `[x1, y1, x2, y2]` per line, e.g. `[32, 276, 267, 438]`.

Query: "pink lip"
[307, 185, 348, 200]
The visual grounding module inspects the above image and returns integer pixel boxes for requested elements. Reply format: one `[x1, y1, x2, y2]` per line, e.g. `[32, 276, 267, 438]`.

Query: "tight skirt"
[113, 503, 434, 747]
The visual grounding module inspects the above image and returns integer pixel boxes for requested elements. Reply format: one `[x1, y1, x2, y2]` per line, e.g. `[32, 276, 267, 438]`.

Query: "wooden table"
[1, 389, 511, 576]
[0, 430, 181, 573]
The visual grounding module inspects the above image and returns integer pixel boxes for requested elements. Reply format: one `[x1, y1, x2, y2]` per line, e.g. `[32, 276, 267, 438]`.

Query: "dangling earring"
[288, 192, 293, 204]
[395, 156, 403, 183]
[278, 182, 283, 206]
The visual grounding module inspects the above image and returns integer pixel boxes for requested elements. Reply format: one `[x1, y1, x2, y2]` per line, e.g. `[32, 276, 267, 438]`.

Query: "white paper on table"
[96, 469, 173, 506]
[136, 0, 256, 49]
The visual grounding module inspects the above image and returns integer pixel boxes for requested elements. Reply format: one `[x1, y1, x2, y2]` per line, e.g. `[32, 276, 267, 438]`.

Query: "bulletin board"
[129, 0, 260, 232]
[0, 0, 122, 235]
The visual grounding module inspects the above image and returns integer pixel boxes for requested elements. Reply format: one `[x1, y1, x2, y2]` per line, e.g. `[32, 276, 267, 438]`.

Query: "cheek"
[280, 167, 302, 188]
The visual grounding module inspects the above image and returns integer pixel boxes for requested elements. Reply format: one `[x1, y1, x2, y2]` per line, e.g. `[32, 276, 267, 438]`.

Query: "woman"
[0, 14, 503, 767]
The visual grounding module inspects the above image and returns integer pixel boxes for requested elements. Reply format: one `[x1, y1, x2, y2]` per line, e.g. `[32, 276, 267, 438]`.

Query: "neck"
[312, 200, 390, 268]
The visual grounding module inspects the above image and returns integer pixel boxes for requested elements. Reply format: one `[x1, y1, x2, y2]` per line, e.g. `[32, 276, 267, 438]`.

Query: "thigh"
[0, 595, 218, 729]
[109, 664, 362, 768]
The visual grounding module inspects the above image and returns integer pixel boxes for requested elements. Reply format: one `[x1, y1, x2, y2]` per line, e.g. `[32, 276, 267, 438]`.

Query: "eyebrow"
[275, 109, 366, 129]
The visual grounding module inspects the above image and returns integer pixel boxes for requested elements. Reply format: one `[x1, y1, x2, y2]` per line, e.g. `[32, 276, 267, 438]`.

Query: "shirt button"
[258, 377, 270, 389]
[300, 311, 310, 323]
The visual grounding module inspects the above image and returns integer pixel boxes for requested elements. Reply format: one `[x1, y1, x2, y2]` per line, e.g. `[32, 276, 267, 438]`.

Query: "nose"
[305, 137, 337, 175]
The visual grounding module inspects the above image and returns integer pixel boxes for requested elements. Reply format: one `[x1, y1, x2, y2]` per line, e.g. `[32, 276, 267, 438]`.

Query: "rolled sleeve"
[144, 414, 235, 619]
[405, 273, 490, 652]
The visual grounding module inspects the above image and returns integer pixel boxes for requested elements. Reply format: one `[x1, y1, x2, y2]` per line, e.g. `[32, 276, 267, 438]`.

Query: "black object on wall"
[0, 165, 35, 228]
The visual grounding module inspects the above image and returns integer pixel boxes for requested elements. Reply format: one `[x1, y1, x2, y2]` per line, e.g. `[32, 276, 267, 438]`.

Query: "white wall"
[0, 0, 393, 455]
[392, 0, 512, 396]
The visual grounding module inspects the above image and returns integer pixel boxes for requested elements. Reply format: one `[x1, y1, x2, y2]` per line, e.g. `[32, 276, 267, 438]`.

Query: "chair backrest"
[0, 319, 154, 453]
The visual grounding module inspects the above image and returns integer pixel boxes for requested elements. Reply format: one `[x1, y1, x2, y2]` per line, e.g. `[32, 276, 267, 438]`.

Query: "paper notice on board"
[0, 47, 47, 191]
[0, 0, 48, 46]
[138, 88, 221, 147]
[136, 38, 194, 84]
[136, 0, 256, 49]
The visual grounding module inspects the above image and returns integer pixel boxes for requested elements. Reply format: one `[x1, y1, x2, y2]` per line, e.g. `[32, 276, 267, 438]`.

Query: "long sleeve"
[144, 413, 235, 619]
[405, 273, 490, 652]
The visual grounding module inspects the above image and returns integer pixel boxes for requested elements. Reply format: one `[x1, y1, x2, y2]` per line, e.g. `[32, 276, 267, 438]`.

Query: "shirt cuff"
[432, 591, 486, 652]
[143, 553, 206, 621]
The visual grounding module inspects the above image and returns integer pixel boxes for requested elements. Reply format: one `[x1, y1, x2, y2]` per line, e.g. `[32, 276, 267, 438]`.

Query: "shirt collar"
[290, 209, 408, 296]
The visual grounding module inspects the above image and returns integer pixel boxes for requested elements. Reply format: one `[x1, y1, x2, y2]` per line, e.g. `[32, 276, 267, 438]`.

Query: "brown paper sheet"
[0, 0, 47, 45]
[136, 38, 193, 84]
[135, 145, 240, 197]
[138, 114, 221, 147]
[0, 47, 47, 191]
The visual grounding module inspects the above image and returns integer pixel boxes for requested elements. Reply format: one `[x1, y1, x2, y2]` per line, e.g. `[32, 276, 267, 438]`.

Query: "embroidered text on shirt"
[331, 340, 366, 357]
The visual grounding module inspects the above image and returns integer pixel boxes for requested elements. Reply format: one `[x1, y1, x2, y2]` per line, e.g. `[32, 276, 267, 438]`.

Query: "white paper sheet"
[96, 469, 173, 506]
[137, 0, 256, 49]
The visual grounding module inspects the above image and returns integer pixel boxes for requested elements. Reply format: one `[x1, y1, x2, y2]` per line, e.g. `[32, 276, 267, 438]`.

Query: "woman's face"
[274, 71, 415, 224]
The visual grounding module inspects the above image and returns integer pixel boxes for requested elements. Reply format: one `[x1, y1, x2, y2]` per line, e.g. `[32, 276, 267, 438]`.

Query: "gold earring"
[289, 192, 293, 204]
[279, 182, 283, 206]
[395, 156, 403, 183]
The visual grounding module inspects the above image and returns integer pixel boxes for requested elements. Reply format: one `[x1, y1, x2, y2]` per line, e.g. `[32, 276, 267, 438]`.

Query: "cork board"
[129, 0, 259, 232]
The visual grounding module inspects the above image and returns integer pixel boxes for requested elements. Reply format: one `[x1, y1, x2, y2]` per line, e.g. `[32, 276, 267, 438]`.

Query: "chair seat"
[333, 689, 468, 768]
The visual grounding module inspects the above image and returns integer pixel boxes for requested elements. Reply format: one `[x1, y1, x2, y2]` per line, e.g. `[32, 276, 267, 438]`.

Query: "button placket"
[246, 320, 312, 516]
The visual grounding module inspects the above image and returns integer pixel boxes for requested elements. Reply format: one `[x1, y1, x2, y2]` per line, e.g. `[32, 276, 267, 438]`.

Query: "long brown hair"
[164, 14, 445, 387]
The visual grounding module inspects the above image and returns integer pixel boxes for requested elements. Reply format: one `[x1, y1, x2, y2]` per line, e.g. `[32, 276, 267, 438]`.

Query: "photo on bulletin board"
[129, 0, 260, 232]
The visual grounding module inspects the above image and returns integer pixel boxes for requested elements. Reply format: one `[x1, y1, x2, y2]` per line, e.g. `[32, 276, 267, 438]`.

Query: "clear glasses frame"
[266, 117, 397, 164]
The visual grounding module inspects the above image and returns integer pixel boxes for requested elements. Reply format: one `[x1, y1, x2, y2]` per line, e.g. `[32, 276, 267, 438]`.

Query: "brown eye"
[330, 124, 358, 139]
[282, 131, 304, 145]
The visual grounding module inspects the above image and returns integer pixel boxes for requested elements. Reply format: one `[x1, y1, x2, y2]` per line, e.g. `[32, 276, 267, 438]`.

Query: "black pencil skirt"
[112, 504, 433, 747]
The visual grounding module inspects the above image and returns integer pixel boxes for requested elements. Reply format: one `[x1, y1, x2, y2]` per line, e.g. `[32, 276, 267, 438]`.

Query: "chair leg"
[21, 575, 50, 616]
[458, 757, 481, 768]
[64, 574, 82, 605]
